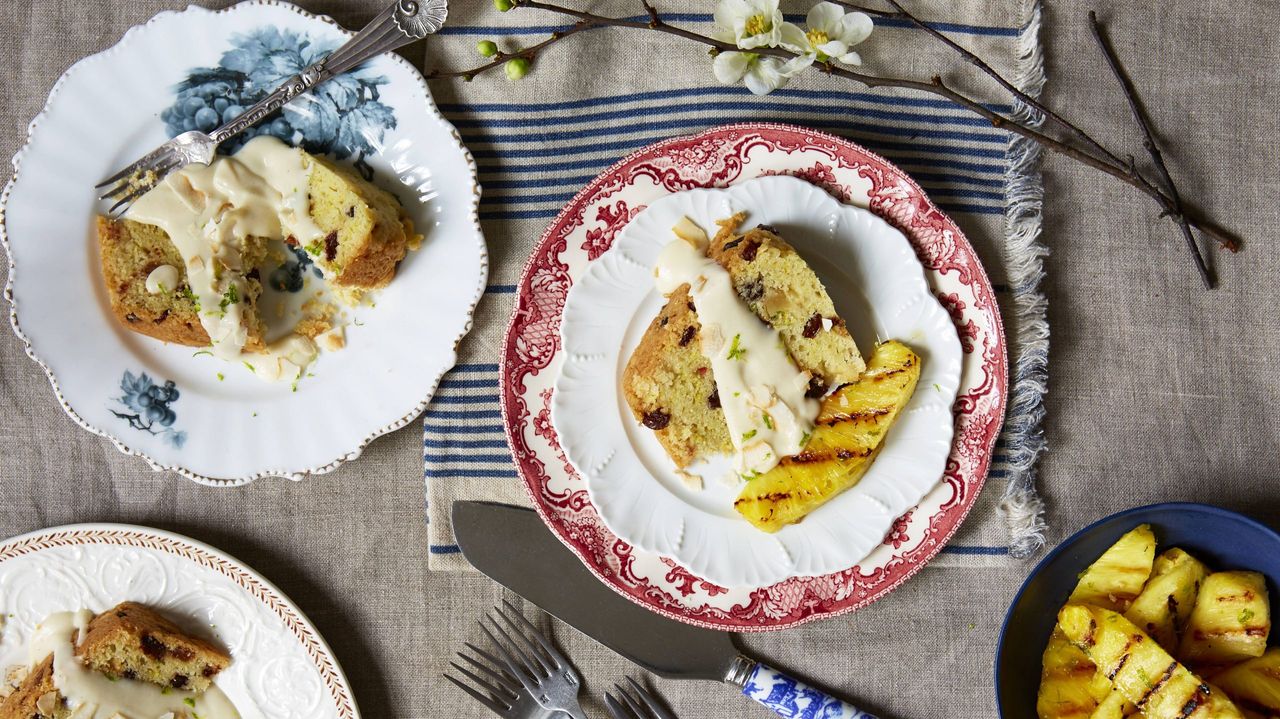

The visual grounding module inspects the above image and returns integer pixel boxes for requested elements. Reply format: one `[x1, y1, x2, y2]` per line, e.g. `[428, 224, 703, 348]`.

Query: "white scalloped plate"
[552, 176, 961, 587]
[1, 1, 486, 484]
[0, 523, 358, 719]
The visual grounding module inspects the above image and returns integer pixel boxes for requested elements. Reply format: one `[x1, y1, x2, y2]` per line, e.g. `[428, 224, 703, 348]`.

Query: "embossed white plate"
[1, 1, 486, 484]
[552, 176, 962, 587]
[0, 523, 358, 719]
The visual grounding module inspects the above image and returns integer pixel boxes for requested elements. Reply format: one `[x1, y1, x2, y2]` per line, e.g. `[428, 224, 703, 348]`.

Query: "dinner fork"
[446, 600, 588, 719]
[95, 0, 448, 215]
[604, 678, 677, 719]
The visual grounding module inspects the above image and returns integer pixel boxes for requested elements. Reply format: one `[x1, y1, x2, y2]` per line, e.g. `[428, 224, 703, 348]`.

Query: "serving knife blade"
[451, 501, 884, 718]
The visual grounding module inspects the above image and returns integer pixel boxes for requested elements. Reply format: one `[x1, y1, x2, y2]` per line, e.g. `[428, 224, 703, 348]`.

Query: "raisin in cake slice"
[622, 213, 865, 470]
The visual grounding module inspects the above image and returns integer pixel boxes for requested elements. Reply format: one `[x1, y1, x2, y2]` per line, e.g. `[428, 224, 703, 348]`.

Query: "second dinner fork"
[605, 678, 677, 719]
[95, 0, 447, 214]
[447, 600, 588, 719]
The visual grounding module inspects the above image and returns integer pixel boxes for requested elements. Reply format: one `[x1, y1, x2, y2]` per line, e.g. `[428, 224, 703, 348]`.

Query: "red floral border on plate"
[500, 123, 1008, 631]
[0, 527, 358, 717]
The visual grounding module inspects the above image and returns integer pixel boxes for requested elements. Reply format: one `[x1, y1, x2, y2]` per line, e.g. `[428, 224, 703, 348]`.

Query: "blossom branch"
[1088, 11, 1212, 288]
[424, 20, 597, 80]
[426, 0, 1241, 281]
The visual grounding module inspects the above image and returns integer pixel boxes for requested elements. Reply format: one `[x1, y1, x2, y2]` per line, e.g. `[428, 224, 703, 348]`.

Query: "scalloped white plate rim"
[553, 175, 962, 587]
[0, 0, 487, 486]
[0, 521, 359, 718]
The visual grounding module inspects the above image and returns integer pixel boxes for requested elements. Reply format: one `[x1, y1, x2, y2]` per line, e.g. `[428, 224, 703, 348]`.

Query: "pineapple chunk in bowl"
[995, 502, 1280, 719]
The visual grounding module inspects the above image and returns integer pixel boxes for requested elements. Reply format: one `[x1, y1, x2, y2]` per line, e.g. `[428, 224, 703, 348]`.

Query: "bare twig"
[425, 0, 1241, 272]
[866, 0, 1126, 169]
[1088, 11, 1216, 288]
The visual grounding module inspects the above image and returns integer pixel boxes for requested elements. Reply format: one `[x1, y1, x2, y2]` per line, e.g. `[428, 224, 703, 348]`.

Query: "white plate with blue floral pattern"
[1, 2, 486, 484]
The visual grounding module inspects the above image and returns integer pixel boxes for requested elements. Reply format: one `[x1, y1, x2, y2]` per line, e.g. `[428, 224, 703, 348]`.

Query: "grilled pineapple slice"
[1068, 525, 1157, 612]
[733, 339, 920, 532]
[1059, 604, 1244, 718]
[1090, 689, 1138, 719]
[1179, 571, 1271, 667]
[1214, 648, 1280, 719]
[1125, 548, 1209, 651]
[1038, 627, 1111, 719]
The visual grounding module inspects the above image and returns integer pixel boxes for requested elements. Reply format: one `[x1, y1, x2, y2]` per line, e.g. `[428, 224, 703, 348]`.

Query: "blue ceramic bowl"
[995, 502, 1280, 718]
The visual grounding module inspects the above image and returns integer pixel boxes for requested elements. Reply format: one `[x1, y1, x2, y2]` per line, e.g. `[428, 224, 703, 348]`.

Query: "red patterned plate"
[500, 123, 1007, 630]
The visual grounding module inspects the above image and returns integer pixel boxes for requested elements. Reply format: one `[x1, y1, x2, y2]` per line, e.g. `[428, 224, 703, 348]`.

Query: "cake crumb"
[316, 326, 346, 352]
[674, 469, 703, 491]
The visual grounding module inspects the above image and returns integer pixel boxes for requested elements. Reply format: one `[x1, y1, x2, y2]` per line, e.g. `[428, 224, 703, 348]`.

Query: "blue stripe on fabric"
[448, 102, 999, 132]
[473, 153, 1005, 177]
[452, 363, 499, 372]
[428, 468, 521, 479]
[940, 545, 1011, 556]
[487, 284, 518, 294]
[467, 136, 1008, 161]
[437, 377, 499, 390]
[460, 116, 1006, 146]
[431, 394, 501, 405]
[423, 453, 517, 464]
[438, 86, 1012, 115]
[429, 544, 462, 554]
[423, 408, 504, 420]
[423, 423, 506, 434]
[480, 169, 1005, 192]
[438, 15, 1019, 38]
[424, 438, 511, 450]
[477, 184, 1003, 207]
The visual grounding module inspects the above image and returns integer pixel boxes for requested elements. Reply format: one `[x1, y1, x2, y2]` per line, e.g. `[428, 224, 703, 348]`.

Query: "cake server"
[96, 0, 448, 214]
[452, 501, 883, 719]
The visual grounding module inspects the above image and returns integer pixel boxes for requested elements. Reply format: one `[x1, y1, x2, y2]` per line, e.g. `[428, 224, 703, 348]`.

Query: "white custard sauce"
[654, 217, 818, 477]
[27, 610, 238, 719]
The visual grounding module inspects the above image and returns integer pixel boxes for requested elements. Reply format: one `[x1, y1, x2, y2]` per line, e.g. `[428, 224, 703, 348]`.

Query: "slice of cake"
[97, 135, 422, 380]
[300, 153, 421, 289]
[75, 602, 230, 693]
[622, 213, 865, 470]
[0, 603, 230, 719]
[98, 215, 268, 351]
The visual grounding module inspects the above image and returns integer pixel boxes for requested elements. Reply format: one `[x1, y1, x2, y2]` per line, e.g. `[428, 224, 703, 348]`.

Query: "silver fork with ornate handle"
[95, 0, 448, 215]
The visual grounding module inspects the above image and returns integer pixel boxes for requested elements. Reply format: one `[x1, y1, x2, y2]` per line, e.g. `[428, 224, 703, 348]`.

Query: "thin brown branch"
[424, 20, 597, 80]
[425, 0, 1240, 269]
[868, 0, 1126, 170]
[1089, 11, 1216, 288]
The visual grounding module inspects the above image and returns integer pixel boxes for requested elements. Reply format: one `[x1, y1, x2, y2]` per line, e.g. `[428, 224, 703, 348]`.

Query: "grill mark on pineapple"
[1106, 634, 1139, 680]
[817, 407, 890, 427]
[1135, 661, 1178, 708]
[1175, 684, 1211, 719]
[782, 446, 873, 465]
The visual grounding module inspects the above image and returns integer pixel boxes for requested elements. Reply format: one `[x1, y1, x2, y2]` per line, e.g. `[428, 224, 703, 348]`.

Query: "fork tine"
[479, 618, 539, 687]
[95, 145, 175, 189]
[616, 683, 651, 718]
[102, 156, 185, 214]
[604, 690, 633, 719]
[626, 677, 676, 719]
[449, 660, 516, 703]
[456, 650, 520, 693]
[483, 612, 546, 680]
[444, 672, 510, 714]
[494, 602, 555, 675]
[101, 151, 183, 200]
[500, 599, 563, 670]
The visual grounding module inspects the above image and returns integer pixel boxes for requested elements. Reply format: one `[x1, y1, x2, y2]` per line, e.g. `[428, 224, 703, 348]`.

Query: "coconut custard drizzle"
[125, 135, 322, 382]
[26, 611, 238, 718]
[654, 217, 818, 476]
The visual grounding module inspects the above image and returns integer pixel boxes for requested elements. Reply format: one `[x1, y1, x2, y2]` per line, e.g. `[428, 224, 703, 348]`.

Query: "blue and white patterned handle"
[742, 662, 879, 719]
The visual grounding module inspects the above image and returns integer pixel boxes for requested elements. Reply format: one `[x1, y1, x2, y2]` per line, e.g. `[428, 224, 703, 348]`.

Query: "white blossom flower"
[713, 51, 813, 96]
[713, 0, 786, 50]
[781, 1, 874, 65]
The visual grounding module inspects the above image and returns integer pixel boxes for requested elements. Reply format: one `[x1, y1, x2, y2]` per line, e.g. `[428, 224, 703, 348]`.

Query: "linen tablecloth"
[1, 1, 1278, 717]
[424, 0, 1050, 572]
